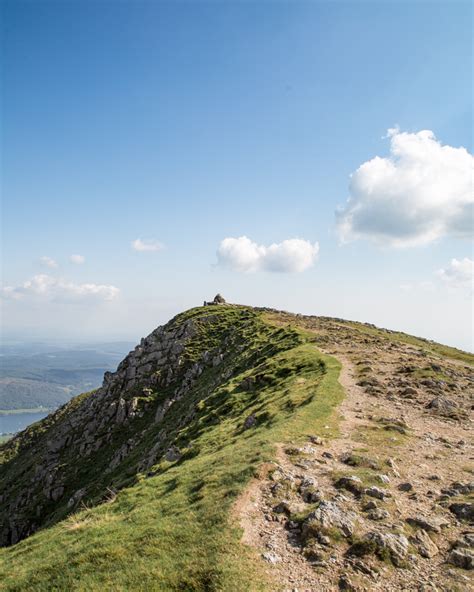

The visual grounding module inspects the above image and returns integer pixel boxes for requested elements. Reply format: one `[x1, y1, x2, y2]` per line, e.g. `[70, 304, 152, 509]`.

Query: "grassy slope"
[343, 320, 473, 365]
[0, 307, 343, 592]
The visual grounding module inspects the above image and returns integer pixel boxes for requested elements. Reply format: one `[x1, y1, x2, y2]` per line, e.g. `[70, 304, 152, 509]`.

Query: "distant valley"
[0, 341, 135, 434]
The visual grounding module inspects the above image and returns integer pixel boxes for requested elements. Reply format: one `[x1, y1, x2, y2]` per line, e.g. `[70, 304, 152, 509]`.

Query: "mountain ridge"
[0, 303, 472, 591]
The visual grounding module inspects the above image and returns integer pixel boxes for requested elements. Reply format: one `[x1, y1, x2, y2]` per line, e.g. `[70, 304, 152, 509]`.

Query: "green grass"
[410, 366, 452, 382]
[351, 422, 410, 450]
[339, 451, 382, 471]
[0, 306, 344, 592]
[345, 321, 474, 365]
[332, 466, 387, 489]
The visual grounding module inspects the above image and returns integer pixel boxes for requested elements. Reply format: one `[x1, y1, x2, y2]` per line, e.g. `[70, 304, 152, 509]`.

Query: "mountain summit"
[0, 304, 472, 590]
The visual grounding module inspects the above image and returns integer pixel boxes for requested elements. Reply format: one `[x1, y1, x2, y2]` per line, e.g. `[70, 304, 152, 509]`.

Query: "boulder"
[447, 548, 473, 570]
[243, 413, 257, 429]
[339, 574, 358, 591]
[365, 531, 409, 566]
[406, 516, 444, 533]
[164, 446, 182, 463]
[335, 475, 364, 496]
[262, 551, 281, 564]
[410, 529, 438, 558]
[67, 488, 86, 509]
[367, 509, 390, 521]
[426, 397, 464, 418]
[449, 502, 474, 523]
[302, 500, 356, 538]
[365, 486, 391, 500]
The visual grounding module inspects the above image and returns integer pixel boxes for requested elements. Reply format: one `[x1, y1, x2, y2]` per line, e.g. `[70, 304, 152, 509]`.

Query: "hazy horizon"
[1, 295, 472, 353]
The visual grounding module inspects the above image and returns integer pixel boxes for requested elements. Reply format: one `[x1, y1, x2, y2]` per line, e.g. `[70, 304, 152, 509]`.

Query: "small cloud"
[40, 256, 58, 269]
[437, 257, 473, 290]
[336, 128, 474, 247]
[131, 238, 164, 252]
[216, 236, 319, 273]
[70, 254, 85, 265]
[1, 274, 119, 302]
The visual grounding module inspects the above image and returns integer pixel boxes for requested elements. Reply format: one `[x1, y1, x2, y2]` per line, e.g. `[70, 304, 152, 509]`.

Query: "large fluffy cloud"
[217, 236, 319, 273]
[1, 274, 119, 302]
[131, 238, 164, 252]
[336, 128, 474, 247]
[437, 257, 473, 290]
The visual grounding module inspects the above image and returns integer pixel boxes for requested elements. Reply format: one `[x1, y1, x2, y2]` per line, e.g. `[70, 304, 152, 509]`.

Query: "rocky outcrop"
[303, 500, 356, 538]
[0, 305, 280, 547]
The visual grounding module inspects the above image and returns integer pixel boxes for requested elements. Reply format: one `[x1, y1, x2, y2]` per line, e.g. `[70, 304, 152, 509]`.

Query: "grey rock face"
[0, 310, 240, 547]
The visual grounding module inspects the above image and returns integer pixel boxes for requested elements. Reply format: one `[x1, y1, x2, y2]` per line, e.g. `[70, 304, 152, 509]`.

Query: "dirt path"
[235, 345, 473, 592]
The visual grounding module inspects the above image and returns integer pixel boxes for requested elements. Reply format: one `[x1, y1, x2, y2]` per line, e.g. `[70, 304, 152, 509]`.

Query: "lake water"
[0, 411, 49, 436]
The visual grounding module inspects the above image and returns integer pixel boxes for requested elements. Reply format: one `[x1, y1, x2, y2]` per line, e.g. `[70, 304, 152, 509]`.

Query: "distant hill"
[0, 342, 135, 411]
[0, 305, 472, 591]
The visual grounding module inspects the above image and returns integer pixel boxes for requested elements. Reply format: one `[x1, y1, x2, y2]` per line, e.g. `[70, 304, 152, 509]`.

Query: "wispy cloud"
[131, 238, 164, 252]
[40, 256, 58, 269]
[336, 128, 473, 247]
[70, 254, 85, 264]
[400, 257, 473, 294]
[1, 274, 119, 302]
[217, 236, 319, 273]
[437, 257, 473, 290]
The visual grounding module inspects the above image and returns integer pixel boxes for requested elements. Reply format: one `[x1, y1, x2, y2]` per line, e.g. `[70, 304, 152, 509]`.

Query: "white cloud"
[336, 128, 474, 247]
[131, 238, 164, 252]
[39, 256, 58, 269]
[217, 236, 319, 273]
[437, 257, 473, 290]
[70, 254, 85, 264]
[1, 274, 119, 302]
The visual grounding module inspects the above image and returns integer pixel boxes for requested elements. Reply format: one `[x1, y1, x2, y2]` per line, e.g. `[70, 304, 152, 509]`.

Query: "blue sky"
[1, 0, 473, 349]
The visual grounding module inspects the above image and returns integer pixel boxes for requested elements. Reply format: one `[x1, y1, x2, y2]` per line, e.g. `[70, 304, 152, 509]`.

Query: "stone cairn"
[204, 294, 227, 306]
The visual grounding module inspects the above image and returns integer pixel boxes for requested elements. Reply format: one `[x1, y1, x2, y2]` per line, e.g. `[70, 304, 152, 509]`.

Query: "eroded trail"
[235, 338, 473, 592]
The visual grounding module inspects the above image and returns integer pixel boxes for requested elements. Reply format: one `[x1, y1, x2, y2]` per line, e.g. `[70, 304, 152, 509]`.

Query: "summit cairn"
[204, 294, 227, 306]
